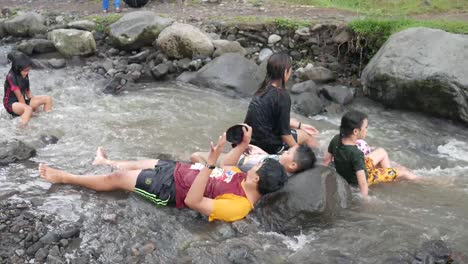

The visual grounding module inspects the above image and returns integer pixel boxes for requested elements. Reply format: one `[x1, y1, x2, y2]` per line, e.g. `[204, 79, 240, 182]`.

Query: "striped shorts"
[134, 160, 177, 206]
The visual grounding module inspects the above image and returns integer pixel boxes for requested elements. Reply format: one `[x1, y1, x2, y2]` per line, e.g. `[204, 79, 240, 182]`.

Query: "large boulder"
[0, 140, 36, 165]
[4, 12, 47, 37]
[0, 19, 6, 39]
[176, 53, 265, 97]
[251, 166, 352, 234]
[109, 11, 173, 50]
[362, 27, 468, 124]
[156, 22, 214, 59]
[48, 29, 96, 57]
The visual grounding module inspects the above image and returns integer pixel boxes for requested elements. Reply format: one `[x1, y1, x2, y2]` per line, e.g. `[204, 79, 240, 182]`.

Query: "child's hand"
[207, 133, 226, 164]
[241, 124, 252, 145]
[302, 124, 319, 136]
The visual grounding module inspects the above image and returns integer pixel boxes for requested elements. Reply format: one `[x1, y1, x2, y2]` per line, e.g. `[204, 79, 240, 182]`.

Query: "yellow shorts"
[365, 157, 398, 185]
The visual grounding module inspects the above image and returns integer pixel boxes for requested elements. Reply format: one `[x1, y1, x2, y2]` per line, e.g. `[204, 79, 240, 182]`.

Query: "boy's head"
[247, 158, 288, 195]
[279, 144, 316, 174]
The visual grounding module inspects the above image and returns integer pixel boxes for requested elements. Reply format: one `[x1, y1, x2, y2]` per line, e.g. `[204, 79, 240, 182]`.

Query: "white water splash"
[437, 139, 468, 162]
[261, 231, 315, 251]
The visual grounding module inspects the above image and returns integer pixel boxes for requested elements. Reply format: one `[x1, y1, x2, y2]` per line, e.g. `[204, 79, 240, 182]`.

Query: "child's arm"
[356, 170, 368, 197]
[12, 89, 26, 104]
[25, 89, 33, 99]
[184, 133, 226, 216]
[323, 152, 332, 166]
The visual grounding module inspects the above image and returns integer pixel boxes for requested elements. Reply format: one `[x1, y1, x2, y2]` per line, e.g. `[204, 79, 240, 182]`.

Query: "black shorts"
[134, 160, 177, 206]
[267, 129, 298, 154]
[6, 99, 30, 117]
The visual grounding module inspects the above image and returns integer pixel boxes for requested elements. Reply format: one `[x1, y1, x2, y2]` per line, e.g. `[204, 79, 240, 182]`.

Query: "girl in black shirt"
[244, 52, 318, 154]
[3, 53, 53, 125]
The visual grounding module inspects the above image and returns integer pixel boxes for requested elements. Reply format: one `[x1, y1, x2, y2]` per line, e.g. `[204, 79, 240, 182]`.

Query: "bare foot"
[92, 147, 109, 165]
[39, 163, 67, 184]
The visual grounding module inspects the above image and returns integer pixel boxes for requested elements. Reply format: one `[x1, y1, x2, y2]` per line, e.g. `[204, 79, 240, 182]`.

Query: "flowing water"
[1, 46, 468, 263]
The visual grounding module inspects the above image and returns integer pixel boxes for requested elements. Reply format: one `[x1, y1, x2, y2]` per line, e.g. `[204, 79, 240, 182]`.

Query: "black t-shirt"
[244, 84, 291, 154]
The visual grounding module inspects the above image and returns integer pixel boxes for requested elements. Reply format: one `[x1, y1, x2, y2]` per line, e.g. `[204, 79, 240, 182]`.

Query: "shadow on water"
[1, 48, 468, 262]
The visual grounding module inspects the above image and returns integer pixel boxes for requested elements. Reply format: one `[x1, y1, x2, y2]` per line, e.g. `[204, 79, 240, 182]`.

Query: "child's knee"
[190, 152, 202, 163]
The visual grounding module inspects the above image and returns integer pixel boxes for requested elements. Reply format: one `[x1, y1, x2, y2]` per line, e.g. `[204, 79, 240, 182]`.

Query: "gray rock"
[48, 29, 96, 57]
[177, 58, 192, 70]
[126, 63, 143, 72]
[362, 27, 468, 124]
[59, 239, 68, 247]
[4, 12, 46, 37]
[67, 20, 96, 31]
[268, 34, 281, 44]
[103, 75, 129, 94]
[0, 140, 36, 165]
[292, 91, 326, 116]
[34, 248, 48, 262]
[321, 85, 355, 105]
[58, 227, 80, 239]
[252, 166, 352, 234]
[299, 64, 335, 82]
[212, 39, 246, 57]
[17, 39, 56, 55]
[47, 255, 64, 264]
[26, 241, 44, 255]
[48, 58, 66, 69]
[128, 50, 150, 63]
[0, 19, 6, 39]
[110, 11, 174, 50]
[150, 63, 169, 80]
[295, 27, 311, 36]
[258, 48, 273, 63]
[107, 48, 120, 56]
[176, 53, 266, 97]
[414, 240, 451, 264]
[140, 242, 156, 255]
[290, 80, 318, 94]
[39, 232, 60, 244]
[156, 22, 214, 59]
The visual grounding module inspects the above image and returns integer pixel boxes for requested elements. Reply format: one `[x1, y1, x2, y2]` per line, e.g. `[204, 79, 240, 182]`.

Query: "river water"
[1, 46, 467, 263]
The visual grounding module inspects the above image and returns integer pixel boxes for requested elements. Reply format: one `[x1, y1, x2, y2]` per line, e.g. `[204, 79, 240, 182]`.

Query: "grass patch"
[85, 13, 123, 32]
[274, 0, 468, 16]
[274, 17, 310, 30]
[349, 18, 468, 57]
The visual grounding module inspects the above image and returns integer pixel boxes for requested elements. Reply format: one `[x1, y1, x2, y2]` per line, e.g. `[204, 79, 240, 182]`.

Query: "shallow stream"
[1, 46, 467, 263]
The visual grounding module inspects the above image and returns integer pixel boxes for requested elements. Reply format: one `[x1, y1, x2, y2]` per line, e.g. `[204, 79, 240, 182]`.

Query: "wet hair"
[255, 52, 292, 96]
[11, 53, 32, 75]
[339, 110, 368, 139]
[256, 158, 288, 195]
[292, 144, 316, 173]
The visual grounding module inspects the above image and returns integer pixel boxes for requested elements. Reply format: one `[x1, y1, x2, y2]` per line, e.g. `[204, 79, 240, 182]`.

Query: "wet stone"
[26, 241, 44, 255]
[40, 232, 60, 244]
[15, 249, 25, 256]
[59, 239, 68, 247]
[35, 248, 48, 262]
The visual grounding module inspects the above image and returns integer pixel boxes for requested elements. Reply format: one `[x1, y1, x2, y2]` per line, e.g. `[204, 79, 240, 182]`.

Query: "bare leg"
[366, 148, 391, 168]
[92, 147, 158, 170]
[12, 102, 33, 125]
[29, 95, 53, 112]
[395, 166, 420, 181]
[296, 129, 319, 149]
[39, 163, 138, 192]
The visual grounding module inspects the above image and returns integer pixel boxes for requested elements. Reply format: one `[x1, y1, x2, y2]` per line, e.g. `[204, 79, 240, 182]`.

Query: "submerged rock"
[251, 166, 352, 234]
[362, 27, 468, 124]
[0, 140, 36, 165]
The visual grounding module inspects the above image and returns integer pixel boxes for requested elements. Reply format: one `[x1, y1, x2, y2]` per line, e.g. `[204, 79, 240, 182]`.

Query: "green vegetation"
[85, 13, 123, 32]
[274, 18, 310, 30]
[349, 18, 468, 55]
[274, 0, 468, 16]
